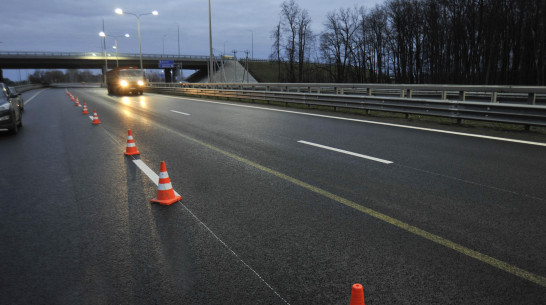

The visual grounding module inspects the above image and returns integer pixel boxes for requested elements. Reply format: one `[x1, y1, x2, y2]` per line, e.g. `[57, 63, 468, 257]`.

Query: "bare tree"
[281, 0, 300, 82]
[320, 8, 360, 82]
[270, 20, 283, 82]
[297, 9, 312, 82]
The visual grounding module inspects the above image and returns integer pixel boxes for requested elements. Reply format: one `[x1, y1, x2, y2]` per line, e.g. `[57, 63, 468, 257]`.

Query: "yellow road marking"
[166, 129, 546, 287]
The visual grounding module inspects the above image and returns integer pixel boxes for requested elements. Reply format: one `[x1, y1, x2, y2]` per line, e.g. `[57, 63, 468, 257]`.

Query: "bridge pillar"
[173, 67, 180, 82]
[164, 68, 173, 83]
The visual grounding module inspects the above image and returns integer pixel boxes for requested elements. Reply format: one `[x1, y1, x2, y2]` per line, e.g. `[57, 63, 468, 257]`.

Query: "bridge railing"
[147, 82, 546, 128]
[0, 51, 271, 62]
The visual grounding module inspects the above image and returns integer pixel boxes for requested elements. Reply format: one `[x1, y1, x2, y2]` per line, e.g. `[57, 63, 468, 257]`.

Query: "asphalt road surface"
[1, 87, 545, 304]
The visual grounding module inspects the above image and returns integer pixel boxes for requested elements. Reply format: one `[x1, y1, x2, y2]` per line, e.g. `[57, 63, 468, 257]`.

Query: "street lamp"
[100, 32, 130, 67]
[99, 31, 108, 83]
[248, 30, 253, 59]
[208, 0, 213, 82]
[115, 8, 158, 70]
[162, 34, 167, 56]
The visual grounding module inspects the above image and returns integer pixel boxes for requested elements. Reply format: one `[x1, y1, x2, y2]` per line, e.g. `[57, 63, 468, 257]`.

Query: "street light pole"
[116, 8, 158, 70]
[177, 23, 180, 57]
[113, 40, 118, 67]
[101, 20, 108, 86]
[162, 34, 167, 56]
[208, 0, 213, 83]
[248, 30, 253, 59]
[136, 15, 142, 68]
[100, 32, 130, 68]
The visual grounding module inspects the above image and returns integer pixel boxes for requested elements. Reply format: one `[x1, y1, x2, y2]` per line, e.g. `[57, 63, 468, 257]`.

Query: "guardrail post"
[406, 89, 413, 99]
[400, 89, 405, 98]
[459, 91, 466, 101]
[528, 93, 536, 105]
[491, 91, 498, 103]
[441, 91, 447, 100]
[367, 88, 372, 96]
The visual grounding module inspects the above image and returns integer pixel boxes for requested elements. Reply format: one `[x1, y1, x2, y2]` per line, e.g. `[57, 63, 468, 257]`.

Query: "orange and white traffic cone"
[349, 284, 365, 305]
[71, 95, 75, 102]
[150, 161, 182, 205]
[75, 97, 80, 107]
[82, 102, 89, 114]
[124, 129, 140, 156]
[91, 110, 101, 125]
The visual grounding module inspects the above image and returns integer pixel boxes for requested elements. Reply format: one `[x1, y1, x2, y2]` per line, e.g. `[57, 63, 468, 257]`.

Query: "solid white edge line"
[170, 110, 191, 116]
[298, 140, 393, 164]
[150, 93, 546, 147]
[23, 88, 49, 105]
[132, 159, 181, 197]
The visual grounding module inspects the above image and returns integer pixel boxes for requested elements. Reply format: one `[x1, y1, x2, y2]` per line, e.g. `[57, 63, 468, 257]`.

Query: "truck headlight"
[138, 80, 144, 86]
[120, 80, 128, 87]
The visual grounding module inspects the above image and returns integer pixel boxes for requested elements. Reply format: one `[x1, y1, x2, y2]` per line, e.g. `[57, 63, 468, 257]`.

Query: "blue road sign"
[159, 60, 174, 68]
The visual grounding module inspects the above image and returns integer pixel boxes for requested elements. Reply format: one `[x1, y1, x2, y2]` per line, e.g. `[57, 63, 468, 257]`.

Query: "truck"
[106, 67, 146, 95]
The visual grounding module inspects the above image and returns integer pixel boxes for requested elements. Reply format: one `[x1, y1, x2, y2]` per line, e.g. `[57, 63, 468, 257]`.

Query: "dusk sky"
[2, 0, 383, 80]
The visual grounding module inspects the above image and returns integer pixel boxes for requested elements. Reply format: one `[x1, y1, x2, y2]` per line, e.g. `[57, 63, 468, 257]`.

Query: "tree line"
[270, 0, 546, 85]
[28, 70, 102, 84]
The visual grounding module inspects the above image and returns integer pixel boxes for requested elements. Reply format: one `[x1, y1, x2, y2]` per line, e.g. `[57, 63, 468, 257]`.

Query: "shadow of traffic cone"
[349, 284, 365, 305]
[75, 97, 80, 107]
[151, 161, 182, 205]
[82, 102, 89, 114]
[124, 129, 140, 156]
[92, 110, 101, 125]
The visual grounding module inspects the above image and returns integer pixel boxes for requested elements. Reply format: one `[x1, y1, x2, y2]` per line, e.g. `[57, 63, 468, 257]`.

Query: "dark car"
[8, 86, 24, 112]
[0, 83, 23, 134]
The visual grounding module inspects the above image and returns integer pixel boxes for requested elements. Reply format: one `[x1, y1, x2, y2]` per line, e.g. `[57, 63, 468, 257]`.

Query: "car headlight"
[0, 115, 9, 121]
[0, 103, 10, 111]
[137, 80, 144, 86]
[120, 80, 128, 87]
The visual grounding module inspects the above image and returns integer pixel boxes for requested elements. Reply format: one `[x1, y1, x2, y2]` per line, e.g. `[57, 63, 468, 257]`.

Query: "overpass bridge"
[0, 51, 220, 82]
[0, 51, 213, 70]
[0, 51, 264, 82]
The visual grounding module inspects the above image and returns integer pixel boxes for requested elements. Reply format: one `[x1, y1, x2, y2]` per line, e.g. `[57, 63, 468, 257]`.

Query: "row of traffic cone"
[66, 90, 100, 124]
[65, 90, 177, 205]
[65, 89, 364, 303]
[124, 129, 181, 205]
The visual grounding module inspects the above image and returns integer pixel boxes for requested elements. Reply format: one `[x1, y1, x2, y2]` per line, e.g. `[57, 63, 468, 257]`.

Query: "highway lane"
[1, 87, 545, 304]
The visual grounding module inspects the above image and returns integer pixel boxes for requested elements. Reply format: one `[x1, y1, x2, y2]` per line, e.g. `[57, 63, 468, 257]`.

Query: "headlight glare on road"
[120, 80, 128, 87]
[138, 80, 144, 86]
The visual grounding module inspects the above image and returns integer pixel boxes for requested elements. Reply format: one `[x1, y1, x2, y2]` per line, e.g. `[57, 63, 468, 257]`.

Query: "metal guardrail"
[151, 82, 546, 105]
[147, 83, 546, 128]
[13, 84, 43, 93]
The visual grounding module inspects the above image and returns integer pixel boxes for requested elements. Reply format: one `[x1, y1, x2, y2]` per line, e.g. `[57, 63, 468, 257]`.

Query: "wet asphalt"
[1, 87, 545, 304]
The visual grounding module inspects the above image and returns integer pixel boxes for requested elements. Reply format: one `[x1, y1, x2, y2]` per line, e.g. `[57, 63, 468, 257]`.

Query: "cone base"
[82, 111, 88, 114]
[124, 150, 140, 156]
[92, 121, 101, 125]
[150, 195, 182, 205]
